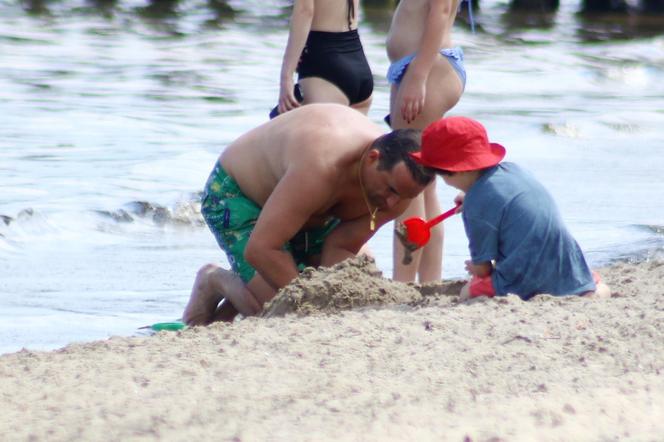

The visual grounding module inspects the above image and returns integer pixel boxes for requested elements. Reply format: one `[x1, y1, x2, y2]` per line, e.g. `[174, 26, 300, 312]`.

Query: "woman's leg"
[391, 57, 463, 282]
[298, 77, 350, 105]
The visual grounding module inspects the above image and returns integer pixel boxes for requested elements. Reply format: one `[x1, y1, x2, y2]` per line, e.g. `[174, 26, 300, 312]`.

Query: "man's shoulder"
[297, 103, 372, 122]
[282, 106, 376, 141]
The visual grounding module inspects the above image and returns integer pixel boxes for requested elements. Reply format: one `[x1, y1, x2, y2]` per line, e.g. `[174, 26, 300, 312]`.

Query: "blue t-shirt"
[463, 162, 595, 300]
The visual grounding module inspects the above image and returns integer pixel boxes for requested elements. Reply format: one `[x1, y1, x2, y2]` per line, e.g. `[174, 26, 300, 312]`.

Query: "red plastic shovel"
[398, 204, 460, 249]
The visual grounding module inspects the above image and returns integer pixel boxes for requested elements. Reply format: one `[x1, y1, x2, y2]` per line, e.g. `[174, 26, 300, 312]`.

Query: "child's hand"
[465, 260, 492, 277]
[454, 192, 465, 213]
[398, 74, 426, 124]
[464, 260, 477, 275]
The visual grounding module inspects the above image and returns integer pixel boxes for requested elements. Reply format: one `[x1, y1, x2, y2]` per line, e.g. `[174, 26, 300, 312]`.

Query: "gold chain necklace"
[358, 145, 378, 231]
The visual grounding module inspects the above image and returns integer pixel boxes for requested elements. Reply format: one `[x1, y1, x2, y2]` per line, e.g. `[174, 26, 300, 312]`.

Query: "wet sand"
[1, 257, 663, 441]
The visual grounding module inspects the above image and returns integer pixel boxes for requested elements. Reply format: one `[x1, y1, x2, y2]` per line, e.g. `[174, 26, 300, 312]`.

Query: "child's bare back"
[386, 0, 459, 61]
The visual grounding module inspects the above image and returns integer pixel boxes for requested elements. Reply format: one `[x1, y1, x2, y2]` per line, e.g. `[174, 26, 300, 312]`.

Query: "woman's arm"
[278, 0, 315, 114]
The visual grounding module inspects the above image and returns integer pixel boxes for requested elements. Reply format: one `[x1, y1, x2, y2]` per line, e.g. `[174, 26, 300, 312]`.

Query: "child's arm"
[398, 0, 453, 123]
[279, 0, 314, 114]
[465, 260, 492, 277]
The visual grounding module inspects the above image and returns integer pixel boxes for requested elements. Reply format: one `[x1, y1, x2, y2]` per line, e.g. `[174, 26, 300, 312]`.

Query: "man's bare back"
[221, 104, 382, 227]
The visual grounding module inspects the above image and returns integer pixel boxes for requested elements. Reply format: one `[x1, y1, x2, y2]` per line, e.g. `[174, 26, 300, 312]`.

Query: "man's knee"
[196, 263, 220, 280]
[193, 263, 224, 295]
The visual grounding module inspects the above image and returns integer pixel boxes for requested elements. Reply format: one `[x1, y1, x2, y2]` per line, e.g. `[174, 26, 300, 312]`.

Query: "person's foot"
[182, 264, 226, 326]
[582, 282, 611, 299]
[211, 298, 240, 323]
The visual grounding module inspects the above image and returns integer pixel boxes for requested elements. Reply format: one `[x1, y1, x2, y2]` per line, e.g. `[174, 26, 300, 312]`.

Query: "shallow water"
[1, 0, 663, 354]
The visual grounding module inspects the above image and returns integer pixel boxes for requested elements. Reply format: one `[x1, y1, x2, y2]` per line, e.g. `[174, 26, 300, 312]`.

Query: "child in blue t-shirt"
[410, 116, 611, 300]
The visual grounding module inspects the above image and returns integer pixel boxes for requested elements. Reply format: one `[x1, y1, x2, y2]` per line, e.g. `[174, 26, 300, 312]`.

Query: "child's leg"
[582, 271, 612, 298]
[593, 282, 612, 298]
[417, 181, 443, 282]
[393, 191, 426, 282]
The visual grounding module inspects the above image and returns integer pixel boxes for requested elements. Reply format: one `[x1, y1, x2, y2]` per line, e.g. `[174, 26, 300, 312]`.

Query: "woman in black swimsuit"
[273, 0, 374, 118]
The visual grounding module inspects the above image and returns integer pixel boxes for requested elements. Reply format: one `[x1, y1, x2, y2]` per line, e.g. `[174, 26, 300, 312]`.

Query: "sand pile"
[262, 256, 464, 317]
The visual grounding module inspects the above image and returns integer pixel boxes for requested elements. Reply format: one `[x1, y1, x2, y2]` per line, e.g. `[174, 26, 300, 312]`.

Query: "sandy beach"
[1, 256, 663, 441]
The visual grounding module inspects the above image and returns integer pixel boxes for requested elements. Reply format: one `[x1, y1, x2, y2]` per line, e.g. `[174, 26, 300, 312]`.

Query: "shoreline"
[1, 258, 663, 441]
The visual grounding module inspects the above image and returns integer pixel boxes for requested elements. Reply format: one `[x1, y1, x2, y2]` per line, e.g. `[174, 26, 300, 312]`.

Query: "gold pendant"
[358, 145, 379, 233]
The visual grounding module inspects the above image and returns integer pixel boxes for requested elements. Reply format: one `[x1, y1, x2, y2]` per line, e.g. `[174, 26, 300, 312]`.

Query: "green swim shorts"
[201, 162, 340, 283]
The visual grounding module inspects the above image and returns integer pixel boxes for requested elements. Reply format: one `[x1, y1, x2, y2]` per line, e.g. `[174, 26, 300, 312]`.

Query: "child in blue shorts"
[410, 116, 611, 300]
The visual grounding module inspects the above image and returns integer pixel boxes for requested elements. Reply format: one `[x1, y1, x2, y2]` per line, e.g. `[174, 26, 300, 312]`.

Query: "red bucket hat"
[410, 116, 506, 172]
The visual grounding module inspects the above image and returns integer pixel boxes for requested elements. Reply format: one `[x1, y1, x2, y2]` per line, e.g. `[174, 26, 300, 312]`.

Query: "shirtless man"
[387, 0, 466, 283]
[274, 0, 373, 117]
[183, 103, 433, 325]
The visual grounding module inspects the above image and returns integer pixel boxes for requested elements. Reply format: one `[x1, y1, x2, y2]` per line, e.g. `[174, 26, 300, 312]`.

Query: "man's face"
[367, 161, 426, 211]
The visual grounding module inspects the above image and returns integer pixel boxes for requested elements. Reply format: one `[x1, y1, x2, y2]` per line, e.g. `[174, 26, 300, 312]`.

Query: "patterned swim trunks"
[201, 162, 340, 282]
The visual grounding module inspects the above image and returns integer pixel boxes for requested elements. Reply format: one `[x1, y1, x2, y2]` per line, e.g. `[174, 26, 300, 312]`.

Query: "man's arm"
[320, 204, 407, 266]
[244, 166, 335, 291]
[319, 216, 374, 266]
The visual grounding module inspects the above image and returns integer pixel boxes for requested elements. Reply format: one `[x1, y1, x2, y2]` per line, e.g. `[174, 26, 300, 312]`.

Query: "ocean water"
[1, 0, 663, 355]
